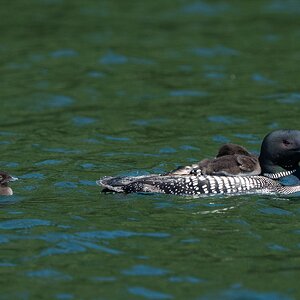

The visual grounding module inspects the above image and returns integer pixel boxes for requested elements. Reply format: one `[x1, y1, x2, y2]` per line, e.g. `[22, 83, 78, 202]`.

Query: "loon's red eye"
[282, 139, 291, 146]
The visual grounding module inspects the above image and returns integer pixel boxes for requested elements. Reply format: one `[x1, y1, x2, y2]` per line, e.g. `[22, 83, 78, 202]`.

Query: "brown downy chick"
[0, 171, 18, 196]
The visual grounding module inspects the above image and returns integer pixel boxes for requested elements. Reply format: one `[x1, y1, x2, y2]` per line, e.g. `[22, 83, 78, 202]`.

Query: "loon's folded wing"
[97, 173, 279, 195]
[97, 173, 300, 195]
[98, 174, 179, 194]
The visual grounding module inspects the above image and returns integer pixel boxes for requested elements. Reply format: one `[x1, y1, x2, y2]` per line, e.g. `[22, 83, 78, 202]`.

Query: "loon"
[97, 130, 300, 196]
[168, 143, 261, 177]
[0, 171, 18, 196]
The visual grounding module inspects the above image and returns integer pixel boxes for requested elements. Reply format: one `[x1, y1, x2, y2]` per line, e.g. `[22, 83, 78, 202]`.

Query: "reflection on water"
[1, 0, 300, 299]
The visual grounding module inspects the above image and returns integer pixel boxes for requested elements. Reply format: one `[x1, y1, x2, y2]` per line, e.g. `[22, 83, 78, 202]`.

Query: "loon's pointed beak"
[10, 176, 18, 182]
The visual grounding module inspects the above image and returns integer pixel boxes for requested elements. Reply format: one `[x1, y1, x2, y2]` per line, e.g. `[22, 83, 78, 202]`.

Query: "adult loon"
[97, 130, 300, 196]
[0, 171, 18, 196]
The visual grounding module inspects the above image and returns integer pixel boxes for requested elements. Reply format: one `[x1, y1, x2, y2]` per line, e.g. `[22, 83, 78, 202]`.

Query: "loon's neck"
[259, 157, 281, 173]
[259, 156, 298, 174]
[294, 167, 300, 180]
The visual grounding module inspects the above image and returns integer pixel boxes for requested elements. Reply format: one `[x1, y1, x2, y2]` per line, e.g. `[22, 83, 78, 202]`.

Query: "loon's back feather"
[97, 173, 300, 196]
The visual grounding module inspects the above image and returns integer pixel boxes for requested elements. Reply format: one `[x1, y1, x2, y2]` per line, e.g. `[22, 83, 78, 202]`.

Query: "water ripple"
[72, 116, 96, 126]
[234, 133, 259, 141]
[0, 262, 16, 267]
[199, 285, 292, 300]
[0, 235, 10, 243]
[212, 135, 230, 143]
[128, 286, 173, 299]
[76, 230, 170, 240]
[251, 73, 276, 85]
[50, 49, 78, 58]
[97, 134, 131, 142]
[205, 72, 225, 79]
[87, 71, 106, 78]
[0, 219, 51, 230]
[181, 238, 200, 244]
[0, 131, 18, 136]
[102, 152, 160, 157]
[80, 163, 96, 169]
[56, 293, 74, 300]
[26, 269, 72, 280]
[35, 159, 63, 166]
[208, 116, 247, 125]
[266, 0, 300, 13]
[0, 162, 19, 168]
[179, 145, 200, 151]
[45, 95, 75, 108]
[268, 244, 289, 251]
[122, 264, 169, 276]
[170, 90, 208, 97]
[168, 276, 204, 283]
[181, 1, 229, 15]
[259, 207, 293, 216]
[159, 147, 177, 154]
[0, 230, 168, 259]
[91, 276, 116, 282]
[44, 148, 82, 154]
[191, 46, 239, 57]
[73, 240, 122, 255]
[79, 180, 96, 186]
[262, 92, 300, 104]
[99, 51, 128, 64]
[19, 173, 45, 179]
[54, 182, 78, 188]
[99, 51, 154, 65]
[40, 241, 86, 256]
[131, 118, 168, 126]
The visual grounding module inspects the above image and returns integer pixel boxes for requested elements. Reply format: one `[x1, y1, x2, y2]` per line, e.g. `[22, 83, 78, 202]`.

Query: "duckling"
[0, 171, 18, 196]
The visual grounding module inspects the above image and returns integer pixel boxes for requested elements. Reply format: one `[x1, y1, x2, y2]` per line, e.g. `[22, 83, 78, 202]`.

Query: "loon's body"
[97, 130, 300, 196]
[99, 173, 300, 196]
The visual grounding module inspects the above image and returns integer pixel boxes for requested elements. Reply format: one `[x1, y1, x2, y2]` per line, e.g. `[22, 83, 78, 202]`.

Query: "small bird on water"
[0, 171, 18, 196]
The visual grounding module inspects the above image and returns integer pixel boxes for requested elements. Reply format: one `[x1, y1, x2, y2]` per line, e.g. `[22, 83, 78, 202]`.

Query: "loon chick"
[97, 130, 300, 196]
[0, 171, 18, 196]
[167, 144, 260, 176]
[170, 143, 261, 177]
[196, 143, 261, 176]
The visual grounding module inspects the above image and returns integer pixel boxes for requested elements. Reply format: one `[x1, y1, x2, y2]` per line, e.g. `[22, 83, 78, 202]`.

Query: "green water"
[1, 0, 300, 299]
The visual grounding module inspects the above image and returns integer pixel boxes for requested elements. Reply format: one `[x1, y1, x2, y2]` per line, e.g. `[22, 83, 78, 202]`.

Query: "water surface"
[1, 0, 300, 299]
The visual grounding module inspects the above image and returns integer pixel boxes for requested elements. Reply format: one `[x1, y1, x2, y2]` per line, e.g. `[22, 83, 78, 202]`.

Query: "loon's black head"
[259, 129, 300, 174]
